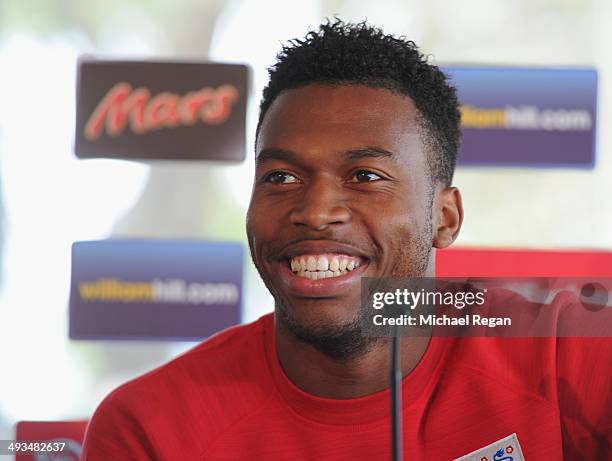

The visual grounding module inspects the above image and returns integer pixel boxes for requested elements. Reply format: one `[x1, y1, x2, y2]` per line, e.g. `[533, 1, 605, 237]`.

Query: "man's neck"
[275, 318, 432, 399]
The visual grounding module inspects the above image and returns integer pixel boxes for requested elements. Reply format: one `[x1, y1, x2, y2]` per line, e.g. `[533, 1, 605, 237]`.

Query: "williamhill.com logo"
[84, 82, 239, 140]
[460, 105, 592, 131]
[78, 278, 239, 305]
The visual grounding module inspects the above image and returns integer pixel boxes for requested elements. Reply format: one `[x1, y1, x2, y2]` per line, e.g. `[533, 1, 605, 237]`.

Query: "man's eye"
[351, 170, 382, 182]
[264, 171, 299, 184]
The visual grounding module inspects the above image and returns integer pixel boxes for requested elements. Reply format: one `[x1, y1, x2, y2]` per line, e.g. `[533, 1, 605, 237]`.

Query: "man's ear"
[433, 187, 463, 249]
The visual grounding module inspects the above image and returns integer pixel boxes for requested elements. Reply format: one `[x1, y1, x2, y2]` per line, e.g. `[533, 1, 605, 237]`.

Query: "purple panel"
[69, 239, 243, 340]
[443, 66, 597, 168]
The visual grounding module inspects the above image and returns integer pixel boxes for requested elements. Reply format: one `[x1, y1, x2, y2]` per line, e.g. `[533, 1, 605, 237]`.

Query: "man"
[82, 19, 610, 460]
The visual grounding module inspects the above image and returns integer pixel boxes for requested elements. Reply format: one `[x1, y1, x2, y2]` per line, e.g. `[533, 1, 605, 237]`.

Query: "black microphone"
[391, 326, 403, 461]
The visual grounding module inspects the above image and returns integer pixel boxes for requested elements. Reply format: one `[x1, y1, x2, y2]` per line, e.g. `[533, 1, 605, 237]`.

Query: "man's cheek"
[246, 209, 264, 239]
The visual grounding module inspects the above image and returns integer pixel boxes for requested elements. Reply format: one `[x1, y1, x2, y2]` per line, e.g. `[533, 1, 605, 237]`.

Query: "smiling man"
[246, 73, 463, 398]
[82, 19, 610, 461]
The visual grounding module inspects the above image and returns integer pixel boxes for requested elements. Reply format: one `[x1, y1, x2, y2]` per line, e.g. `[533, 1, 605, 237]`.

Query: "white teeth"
[307, 256, 317, 271]
[290, 255, 363, 279]
[317, 256, 329, 271]
[330, 257, 340, 271]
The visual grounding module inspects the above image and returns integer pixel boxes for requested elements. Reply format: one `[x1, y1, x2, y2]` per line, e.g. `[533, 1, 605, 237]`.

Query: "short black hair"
[257, 18, 461, 186]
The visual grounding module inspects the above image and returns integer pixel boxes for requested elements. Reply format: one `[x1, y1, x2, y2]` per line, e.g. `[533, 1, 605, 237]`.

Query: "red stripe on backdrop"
[436, 248, 612, 277]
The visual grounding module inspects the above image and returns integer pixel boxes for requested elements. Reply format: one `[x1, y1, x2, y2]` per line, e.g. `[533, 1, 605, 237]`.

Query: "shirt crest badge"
[452, 433, 525, 461]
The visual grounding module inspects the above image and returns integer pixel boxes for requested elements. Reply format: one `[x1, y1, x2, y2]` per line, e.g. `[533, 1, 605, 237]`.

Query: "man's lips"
[277, 240, 369, 261]
[277, 260, 369, 298]
[273, 241, 370, 298]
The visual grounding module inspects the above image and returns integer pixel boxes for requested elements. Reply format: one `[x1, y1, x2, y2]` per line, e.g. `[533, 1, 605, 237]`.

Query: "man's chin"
[277, 300, 375, 361]
[279, 297, 360, 333]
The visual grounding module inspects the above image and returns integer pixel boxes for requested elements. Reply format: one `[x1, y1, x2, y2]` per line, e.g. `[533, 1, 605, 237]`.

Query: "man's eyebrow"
[342, 146, 397, 161]
[255, 148, 296, 165]
[255, 146, 396, 165]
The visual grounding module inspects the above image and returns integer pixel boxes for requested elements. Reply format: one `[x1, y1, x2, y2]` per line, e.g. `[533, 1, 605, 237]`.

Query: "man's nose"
[289, 177, 350, 231]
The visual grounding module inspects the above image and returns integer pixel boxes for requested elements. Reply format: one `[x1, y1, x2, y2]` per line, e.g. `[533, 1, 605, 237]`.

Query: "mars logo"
[74, 60, 248, 161]
[84, 82, 239, 140]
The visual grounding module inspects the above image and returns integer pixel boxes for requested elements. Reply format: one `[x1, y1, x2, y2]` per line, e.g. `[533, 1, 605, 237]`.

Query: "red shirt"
[81, 310, 611, 460]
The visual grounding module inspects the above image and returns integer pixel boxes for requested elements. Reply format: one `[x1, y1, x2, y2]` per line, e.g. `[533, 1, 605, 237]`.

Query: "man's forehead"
[262, 84, 418, 124]
[256, 84, 420, 157]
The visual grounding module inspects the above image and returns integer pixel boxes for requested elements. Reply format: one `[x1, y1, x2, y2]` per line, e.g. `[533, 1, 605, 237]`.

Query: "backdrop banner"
[436, 247, 612, 277]
[13, 420, 87, 461]
[69, 239, 243, 340]
[75, 60, 249, 162]
[443, 66, 597, 168]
